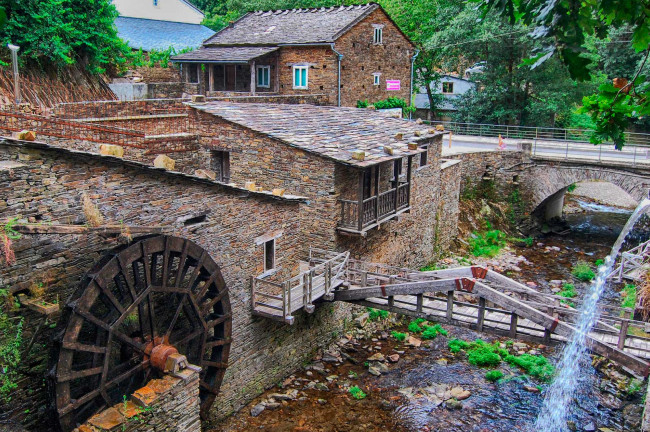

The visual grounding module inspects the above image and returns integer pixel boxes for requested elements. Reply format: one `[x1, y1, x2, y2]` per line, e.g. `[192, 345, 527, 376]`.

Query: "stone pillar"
[250, 61, 256, 95]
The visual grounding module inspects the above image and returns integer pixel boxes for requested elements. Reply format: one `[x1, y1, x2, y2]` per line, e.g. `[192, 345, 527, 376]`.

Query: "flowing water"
[534, 197, 650, 431]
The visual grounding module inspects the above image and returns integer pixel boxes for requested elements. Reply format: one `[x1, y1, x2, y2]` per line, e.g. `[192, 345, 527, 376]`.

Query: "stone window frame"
[292, 65, 309, 89]
[186, 63, 199, 84]
[372, 24, 385, 45]
[257, 65, 271, 88]
[418, 145, 429, 170]
[372, 72, 381, 86]
[255, 230, 283, 276]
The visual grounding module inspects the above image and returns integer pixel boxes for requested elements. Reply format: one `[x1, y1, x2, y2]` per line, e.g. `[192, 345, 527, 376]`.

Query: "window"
[293, 65, 308, 89]
[392, 158, 403, 186]
[373, 26, 383, 44]
[210, 150, 230, 182]
[187, 64, 199, 84]
[420, 146, 428, 167]
[257, 65, 270, 88]
[442, 82, 454, 94]
[264, 239, 275, 272]
[373, 73, 381, 86]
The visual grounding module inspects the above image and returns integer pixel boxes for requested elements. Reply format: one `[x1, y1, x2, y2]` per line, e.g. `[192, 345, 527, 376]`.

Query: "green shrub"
[558, 283, 577, 298]
[595, 259, 604, 267]
[356, 99, 369, 108]
[448, 338, 470, 353]
[504, 354, 555, 382]
[420, 263, 447, 271]
[367, 307, 389, 321]
[621, 284, 637, 309]
[391, 331, 407, 341]
[485, 370, 504, 382]
[408, 320, 423, 333]
[421, 324, 448, 340]
[349, 385, 367, 400]
[467, 346, 502, 367]
[567, 183, 577, 193]
[469, 229, 508, 257]
[572, 261, 595, 282]
[373, 97, 408, 110]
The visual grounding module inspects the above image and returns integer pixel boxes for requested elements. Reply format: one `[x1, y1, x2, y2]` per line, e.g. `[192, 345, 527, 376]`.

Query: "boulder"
[153, 155, 175, 170]
[17, 130, 36, 141]
[99, 144, 125, 158]
[194, 169, 216, 180]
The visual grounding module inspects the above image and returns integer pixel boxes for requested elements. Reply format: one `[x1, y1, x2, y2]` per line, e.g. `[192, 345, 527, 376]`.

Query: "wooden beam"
[357, 170, 364, 232]
[334, 279, 457, 301]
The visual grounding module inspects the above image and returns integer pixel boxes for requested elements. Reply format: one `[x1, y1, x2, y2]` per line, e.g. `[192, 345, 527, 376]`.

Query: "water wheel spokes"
[50, 235, 232, 431]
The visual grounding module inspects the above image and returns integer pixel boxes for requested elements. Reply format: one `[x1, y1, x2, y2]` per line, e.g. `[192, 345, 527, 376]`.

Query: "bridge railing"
[428, 120, 650, 166]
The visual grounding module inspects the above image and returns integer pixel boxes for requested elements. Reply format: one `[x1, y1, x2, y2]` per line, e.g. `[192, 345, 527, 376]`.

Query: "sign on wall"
[386, 80, 401, 91]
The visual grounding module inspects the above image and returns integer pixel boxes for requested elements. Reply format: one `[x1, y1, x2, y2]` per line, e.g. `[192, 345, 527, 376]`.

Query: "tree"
[480, 0, 650, 147]
[0, 0, 130, 74]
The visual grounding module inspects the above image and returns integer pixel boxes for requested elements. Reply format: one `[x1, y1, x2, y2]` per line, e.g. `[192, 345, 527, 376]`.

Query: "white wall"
[113, 0, 204, 24]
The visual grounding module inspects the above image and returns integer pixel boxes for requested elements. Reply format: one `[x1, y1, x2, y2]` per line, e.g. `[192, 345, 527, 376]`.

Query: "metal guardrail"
[429, 120, 650, 166]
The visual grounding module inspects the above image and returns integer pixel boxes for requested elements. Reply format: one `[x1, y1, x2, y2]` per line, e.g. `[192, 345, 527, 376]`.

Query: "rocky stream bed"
[212, 193, 649, 432]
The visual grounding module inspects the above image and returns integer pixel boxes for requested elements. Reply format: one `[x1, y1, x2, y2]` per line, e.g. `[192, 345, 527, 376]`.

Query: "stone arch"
[519, 163, 650, 217]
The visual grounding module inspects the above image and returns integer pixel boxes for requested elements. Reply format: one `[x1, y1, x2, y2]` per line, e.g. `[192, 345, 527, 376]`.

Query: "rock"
[566, 421, 577, 431]
[583, 422, 596, 432]
[436, 358, 448, 365]
[550, 280, 563, 286]
[325, 375, 338, 382]
[265, 402, 282, 410]
[368, 366, 382, 376]
[368, 353, 385, 362]
[408, 336, 422, 347]
[355, 313, 369, 328]
[445, 399, 463, 410]
[375, 362, 389, 373]
[315, 382, 329, 391]
[317, 399, 327, 405]
[17, 130, 36, 141]
[269, 392, 295, 401]
[387, 354, 400, 363]
[99, 144, 124, 158]
[153, 155, 175, 170]
[450, 387, 471, 400]
[523, 385, 540, 393]
[526, 281, 538, 288]
[250, 403, 265, 417]
[322, 351, 342, 363]
[194, 168, 216, 180]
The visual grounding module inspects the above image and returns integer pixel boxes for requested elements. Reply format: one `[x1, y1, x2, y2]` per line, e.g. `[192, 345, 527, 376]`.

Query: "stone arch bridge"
[502, 158, 650, 220]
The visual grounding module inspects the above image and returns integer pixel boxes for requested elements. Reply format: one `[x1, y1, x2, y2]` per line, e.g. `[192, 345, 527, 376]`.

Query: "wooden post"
[325, 262, 331, 295]
[361, 271, 367, 287]
[250, 276, 256, 310]
[477, 297, 486, 332]
[250, 61, 256, 95]
[374, 165, 379, 221]
[416, 294, 423, 315]
[286, 281, 292, 316]
[357, 170, 364, 232]
[509, 313, 518, 338]
[302, 273, 309, 308]
[208, 64, 214, 93]
[618, 309, 632, 349]
[406, 155, 413, 207]
[393, 159, 400, 214]
[446, 291, 454, 321]
[544, 306, 554, 343]
[282, 281, 287, 320]
[387, 276, 395, 307]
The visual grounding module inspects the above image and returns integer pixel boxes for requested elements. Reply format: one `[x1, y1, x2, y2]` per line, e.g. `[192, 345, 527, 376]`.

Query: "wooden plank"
[334, 279, 456, 301]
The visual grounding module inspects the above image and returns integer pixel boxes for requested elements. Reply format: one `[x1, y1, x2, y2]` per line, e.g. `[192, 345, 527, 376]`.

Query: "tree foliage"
[479, 0, 650, 147]
[0, 0, 130, 74]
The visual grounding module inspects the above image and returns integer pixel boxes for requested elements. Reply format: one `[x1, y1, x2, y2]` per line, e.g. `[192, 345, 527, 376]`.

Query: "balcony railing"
[339, 182, 410, 234]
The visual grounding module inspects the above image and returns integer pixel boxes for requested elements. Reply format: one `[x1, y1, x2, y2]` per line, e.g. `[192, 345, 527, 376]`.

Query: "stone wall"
[135, 66, 181, 83]
[336, 8, 413, 107]
[276, 45, 338, 106]
[79, 367, 201, 432]
[0, 138, 356, 430]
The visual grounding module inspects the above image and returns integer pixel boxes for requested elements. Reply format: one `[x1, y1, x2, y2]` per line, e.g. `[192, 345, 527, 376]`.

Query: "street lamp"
[7, 44, 20, 104]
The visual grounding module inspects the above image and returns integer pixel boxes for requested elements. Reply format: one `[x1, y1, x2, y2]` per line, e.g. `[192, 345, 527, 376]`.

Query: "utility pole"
[7, 44, 20, 104]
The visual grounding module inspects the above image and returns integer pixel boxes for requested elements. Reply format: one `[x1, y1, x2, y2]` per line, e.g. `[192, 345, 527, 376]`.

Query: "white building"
[113, 0, 214, 52]
[415, 75, 476, 121]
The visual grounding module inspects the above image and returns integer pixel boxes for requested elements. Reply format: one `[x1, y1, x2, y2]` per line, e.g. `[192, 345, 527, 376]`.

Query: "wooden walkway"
[251, 251, 650, 376]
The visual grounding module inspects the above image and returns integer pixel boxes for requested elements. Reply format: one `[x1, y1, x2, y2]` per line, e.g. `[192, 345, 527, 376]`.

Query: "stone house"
[171, 3, 416, 107]
[415, 74, 477, 121]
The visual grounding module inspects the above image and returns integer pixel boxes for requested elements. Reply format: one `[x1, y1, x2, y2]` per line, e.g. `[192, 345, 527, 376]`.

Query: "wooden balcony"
[338, 157, 413, 236]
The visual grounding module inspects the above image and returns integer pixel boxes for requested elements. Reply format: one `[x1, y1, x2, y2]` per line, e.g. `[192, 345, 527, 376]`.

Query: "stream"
[213, 198, 649, 432]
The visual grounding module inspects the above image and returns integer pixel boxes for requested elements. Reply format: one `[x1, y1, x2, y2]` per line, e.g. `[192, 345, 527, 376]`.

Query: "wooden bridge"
[251, 249, 650, 376]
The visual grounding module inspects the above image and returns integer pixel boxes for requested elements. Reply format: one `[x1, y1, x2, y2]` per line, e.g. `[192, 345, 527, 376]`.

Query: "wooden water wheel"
[48, 235, 232, 431]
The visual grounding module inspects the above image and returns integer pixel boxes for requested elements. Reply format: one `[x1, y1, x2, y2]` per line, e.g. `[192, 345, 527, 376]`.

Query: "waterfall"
[534, 197, 650, 431]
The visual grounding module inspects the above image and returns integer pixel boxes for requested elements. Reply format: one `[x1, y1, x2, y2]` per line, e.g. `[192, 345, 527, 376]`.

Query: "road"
[441, 134, 650, 167]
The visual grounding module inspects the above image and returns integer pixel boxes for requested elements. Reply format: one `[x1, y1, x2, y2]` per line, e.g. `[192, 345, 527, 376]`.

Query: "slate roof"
[115, 17, 215, 51]
[189, 102, 440, 167]
[204, 4, 380, 46]
[171, 46, 278, 63]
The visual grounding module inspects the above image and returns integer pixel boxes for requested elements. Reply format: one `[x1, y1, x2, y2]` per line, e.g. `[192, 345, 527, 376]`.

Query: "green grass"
[349, 385, 367, 399]
[558, 283, 577, 298]
[421, 324, 448, 340]
[567, 183, 577, 193]
[468, 346, 502, 367]
[503, 354, 555, 382]
[367, 307, 389, 321]
[391, 331, 407, 341]
[595, 259, 604, 267]
[469, 229, 508, 257]
[420, 263, 447, 271]
[448, 338, 470, 353]
[485, 370, 504, 382]
[408, 318, 425, 333]
[621, 284, 637, 309]
[572, 261, 595, 282]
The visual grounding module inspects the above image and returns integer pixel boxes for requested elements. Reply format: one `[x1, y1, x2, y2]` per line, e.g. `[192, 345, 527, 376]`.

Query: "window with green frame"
[293, 65, 308, 89]
[257, 65, 270, 88]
